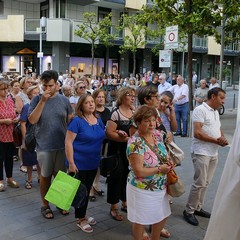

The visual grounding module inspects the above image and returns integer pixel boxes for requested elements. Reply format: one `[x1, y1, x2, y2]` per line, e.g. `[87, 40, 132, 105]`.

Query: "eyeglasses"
[150, 95, 160, 99]
[78, 86, 86, 89]
[126, 93, 136, 98]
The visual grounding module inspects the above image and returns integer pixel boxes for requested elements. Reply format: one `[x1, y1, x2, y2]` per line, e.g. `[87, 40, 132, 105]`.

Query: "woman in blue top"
[65, 94, 105, 233]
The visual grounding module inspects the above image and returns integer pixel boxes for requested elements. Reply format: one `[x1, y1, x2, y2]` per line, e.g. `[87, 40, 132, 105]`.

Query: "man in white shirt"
[183, 87, 228, 226]
[209, 77, 220, 89]
[158, 74, 172, 95]
[168, 75, 189, 137]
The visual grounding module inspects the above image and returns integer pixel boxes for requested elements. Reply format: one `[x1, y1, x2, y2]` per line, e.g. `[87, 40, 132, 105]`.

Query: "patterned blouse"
[126, 130, 168, 191]
[0, 98, 17, 142]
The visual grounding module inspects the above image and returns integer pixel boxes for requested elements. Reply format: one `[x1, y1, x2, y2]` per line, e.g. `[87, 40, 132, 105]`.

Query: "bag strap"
[140, 136, 168, 165]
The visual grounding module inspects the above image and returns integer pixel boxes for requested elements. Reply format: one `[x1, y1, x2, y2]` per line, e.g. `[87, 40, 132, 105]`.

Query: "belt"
[176, 102, 188, 106]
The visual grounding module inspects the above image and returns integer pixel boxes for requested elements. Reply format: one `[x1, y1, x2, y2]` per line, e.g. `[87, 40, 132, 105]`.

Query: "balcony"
[193, 36, 207, 48]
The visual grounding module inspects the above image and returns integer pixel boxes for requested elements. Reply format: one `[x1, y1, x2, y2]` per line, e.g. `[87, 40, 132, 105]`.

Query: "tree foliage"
[75, 12, 114, 76]
[118, 13, 147, 75]
[142, 0, 240, 110]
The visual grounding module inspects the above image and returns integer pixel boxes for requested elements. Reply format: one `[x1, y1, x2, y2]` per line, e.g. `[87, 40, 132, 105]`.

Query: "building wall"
[2, 0, 40, 18]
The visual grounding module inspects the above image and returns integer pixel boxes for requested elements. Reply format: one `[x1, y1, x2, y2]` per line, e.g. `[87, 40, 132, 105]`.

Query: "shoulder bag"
[166, 141, 184, 165]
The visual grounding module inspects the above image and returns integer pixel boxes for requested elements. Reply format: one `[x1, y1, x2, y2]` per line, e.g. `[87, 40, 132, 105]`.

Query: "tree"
[118, 13, 146, 76]
[75, 12, 114, 76]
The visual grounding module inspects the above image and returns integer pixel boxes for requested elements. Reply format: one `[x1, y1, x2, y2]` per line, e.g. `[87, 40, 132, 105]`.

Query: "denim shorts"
[37, 149, 66, 177]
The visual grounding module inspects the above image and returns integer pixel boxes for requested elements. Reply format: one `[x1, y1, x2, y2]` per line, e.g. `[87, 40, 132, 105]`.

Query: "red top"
[0, 97, 17, 142]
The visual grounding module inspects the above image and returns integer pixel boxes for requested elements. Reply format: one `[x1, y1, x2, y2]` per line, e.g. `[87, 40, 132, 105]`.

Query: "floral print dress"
[126, 130, 168, 192]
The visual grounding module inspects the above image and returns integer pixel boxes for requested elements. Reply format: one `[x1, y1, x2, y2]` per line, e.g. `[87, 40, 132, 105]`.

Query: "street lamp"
[37, 17, 46, 75]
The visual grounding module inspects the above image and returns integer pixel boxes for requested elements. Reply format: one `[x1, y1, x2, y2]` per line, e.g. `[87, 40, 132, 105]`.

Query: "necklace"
[83, 114, 98, 126]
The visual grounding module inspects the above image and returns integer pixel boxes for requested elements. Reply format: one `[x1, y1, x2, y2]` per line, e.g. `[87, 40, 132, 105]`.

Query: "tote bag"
[45, 171, 80, 211]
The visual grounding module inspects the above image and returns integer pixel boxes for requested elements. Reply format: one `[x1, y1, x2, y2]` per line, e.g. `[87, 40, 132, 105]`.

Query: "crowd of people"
[0, 69, 229, 239]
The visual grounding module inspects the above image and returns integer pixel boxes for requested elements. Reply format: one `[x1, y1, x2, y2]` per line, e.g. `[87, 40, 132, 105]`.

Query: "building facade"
[0, 0, 239, 86]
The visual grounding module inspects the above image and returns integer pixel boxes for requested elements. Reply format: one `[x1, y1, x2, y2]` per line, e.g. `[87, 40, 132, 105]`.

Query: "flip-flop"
[77, 220, 93, 233]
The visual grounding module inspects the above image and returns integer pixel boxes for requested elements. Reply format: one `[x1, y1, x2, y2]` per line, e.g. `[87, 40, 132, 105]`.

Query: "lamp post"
[38, 17, 46, 75]
[219, 15, 225, 88]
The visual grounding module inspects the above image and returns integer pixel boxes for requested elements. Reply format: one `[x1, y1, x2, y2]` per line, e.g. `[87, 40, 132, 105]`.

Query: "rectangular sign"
[165, 25, 178, 49]
[159, 50, 172, 68]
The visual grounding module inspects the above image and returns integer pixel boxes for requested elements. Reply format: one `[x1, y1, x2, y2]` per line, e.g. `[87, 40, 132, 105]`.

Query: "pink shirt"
[0, 98, 17, 142]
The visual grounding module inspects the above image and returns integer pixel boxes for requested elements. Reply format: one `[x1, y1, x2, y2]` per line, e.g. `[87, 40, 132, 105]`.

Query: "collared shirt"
[168, 83, 189, 105]
[158, 81, 172, 95]
[209, 83, 220, 90]
[191, 102, 221, 156]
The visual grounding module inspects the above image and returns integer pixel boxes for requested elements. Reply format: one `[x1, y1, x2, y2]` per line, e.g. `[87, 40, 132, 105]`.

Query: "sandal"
[77, 219, 93, 233]
[57, 207, 69, 215]
[25, 181, 32, 189]
[0, 183, 5, 192]
[143, 231, 151, 240]
[93, 187, 104, 196]
[13, 155, 19, 161]
[85, 216, 97, 225]
[20, 165, 27, 173]
[110, 209, 123, 221]
[121, 205, 127, 213]
[41, 206, 54, 219]
[160, 228, 170, 238]
[7, 180, 20, 188]
[89, 195, 96, 202]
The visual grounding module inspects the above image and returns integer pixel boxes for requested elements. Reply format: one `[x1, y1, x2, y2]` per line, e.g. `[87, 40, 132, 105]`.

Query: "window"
[41, 0, 49, 18]
[56, 0, 66, 18]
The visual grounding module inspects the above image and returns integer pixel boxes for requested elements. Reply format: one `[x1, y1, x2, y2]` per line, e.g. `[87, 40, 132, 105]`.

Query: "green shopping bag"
[44, 170, 80, 211]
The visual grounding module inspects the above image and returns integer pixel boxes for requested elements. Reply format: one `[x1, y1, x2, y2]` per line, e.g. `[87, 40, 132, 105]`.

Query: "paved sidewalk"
[0, 111, 236, 240]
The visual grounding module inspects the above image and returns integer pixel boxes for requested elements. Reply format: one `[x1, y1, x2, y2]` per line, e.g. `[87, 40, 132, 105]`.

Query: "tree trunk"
[91, 42, 94, 76]
[133, 52, 136, 76]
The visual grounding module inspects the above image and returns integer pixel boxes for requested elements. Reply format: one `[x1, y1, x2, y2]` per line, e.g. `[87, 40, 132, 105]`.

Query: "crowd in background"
[0, 68, 225, 239]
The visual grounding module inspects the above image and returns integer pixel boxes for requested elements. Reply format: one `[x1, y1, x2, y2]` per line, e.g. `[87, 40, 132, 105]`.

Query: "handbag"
[166, 141, 184, 165]
[167, 169, 186, 197]
[25, 123, 36, 152]
[141, 136, 185, 198]
[100, 154, 118, 177]
[13, 123, 22, 147]
[44, 171, 80, 211]
[71, 182, 87, 209]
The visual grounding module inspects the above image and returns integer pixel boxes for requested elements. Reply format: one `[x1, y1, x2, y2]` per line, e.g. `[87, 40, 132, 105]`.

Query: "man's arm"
[194, 122, 228, 146]
[193, 122, 219, 144]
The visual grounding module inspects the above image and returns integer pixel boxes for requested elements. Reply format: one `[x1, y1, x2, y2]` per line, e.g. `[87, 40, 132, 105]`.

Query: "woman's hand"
[159, 163, 173, 174]
[68, 163, 78, 174]
[4, 118, 14, 125]
[117, 130, 128, 137]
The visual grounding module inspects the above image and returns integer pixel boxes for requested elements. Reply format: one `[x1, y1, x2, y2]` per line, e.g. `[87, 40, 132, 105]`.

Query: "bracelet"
[157, 166, 162, 174]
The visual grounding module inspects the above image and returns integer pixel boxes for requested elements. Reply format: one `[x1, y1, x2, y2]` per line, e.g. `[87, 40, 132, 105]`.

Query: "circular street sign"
[168, 32, 175, 42]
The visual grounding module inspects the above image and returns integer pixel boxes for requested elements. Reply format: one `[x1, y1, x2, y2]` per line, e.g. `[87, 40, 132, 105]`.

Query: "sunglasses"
[79, 86, 86, 89]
